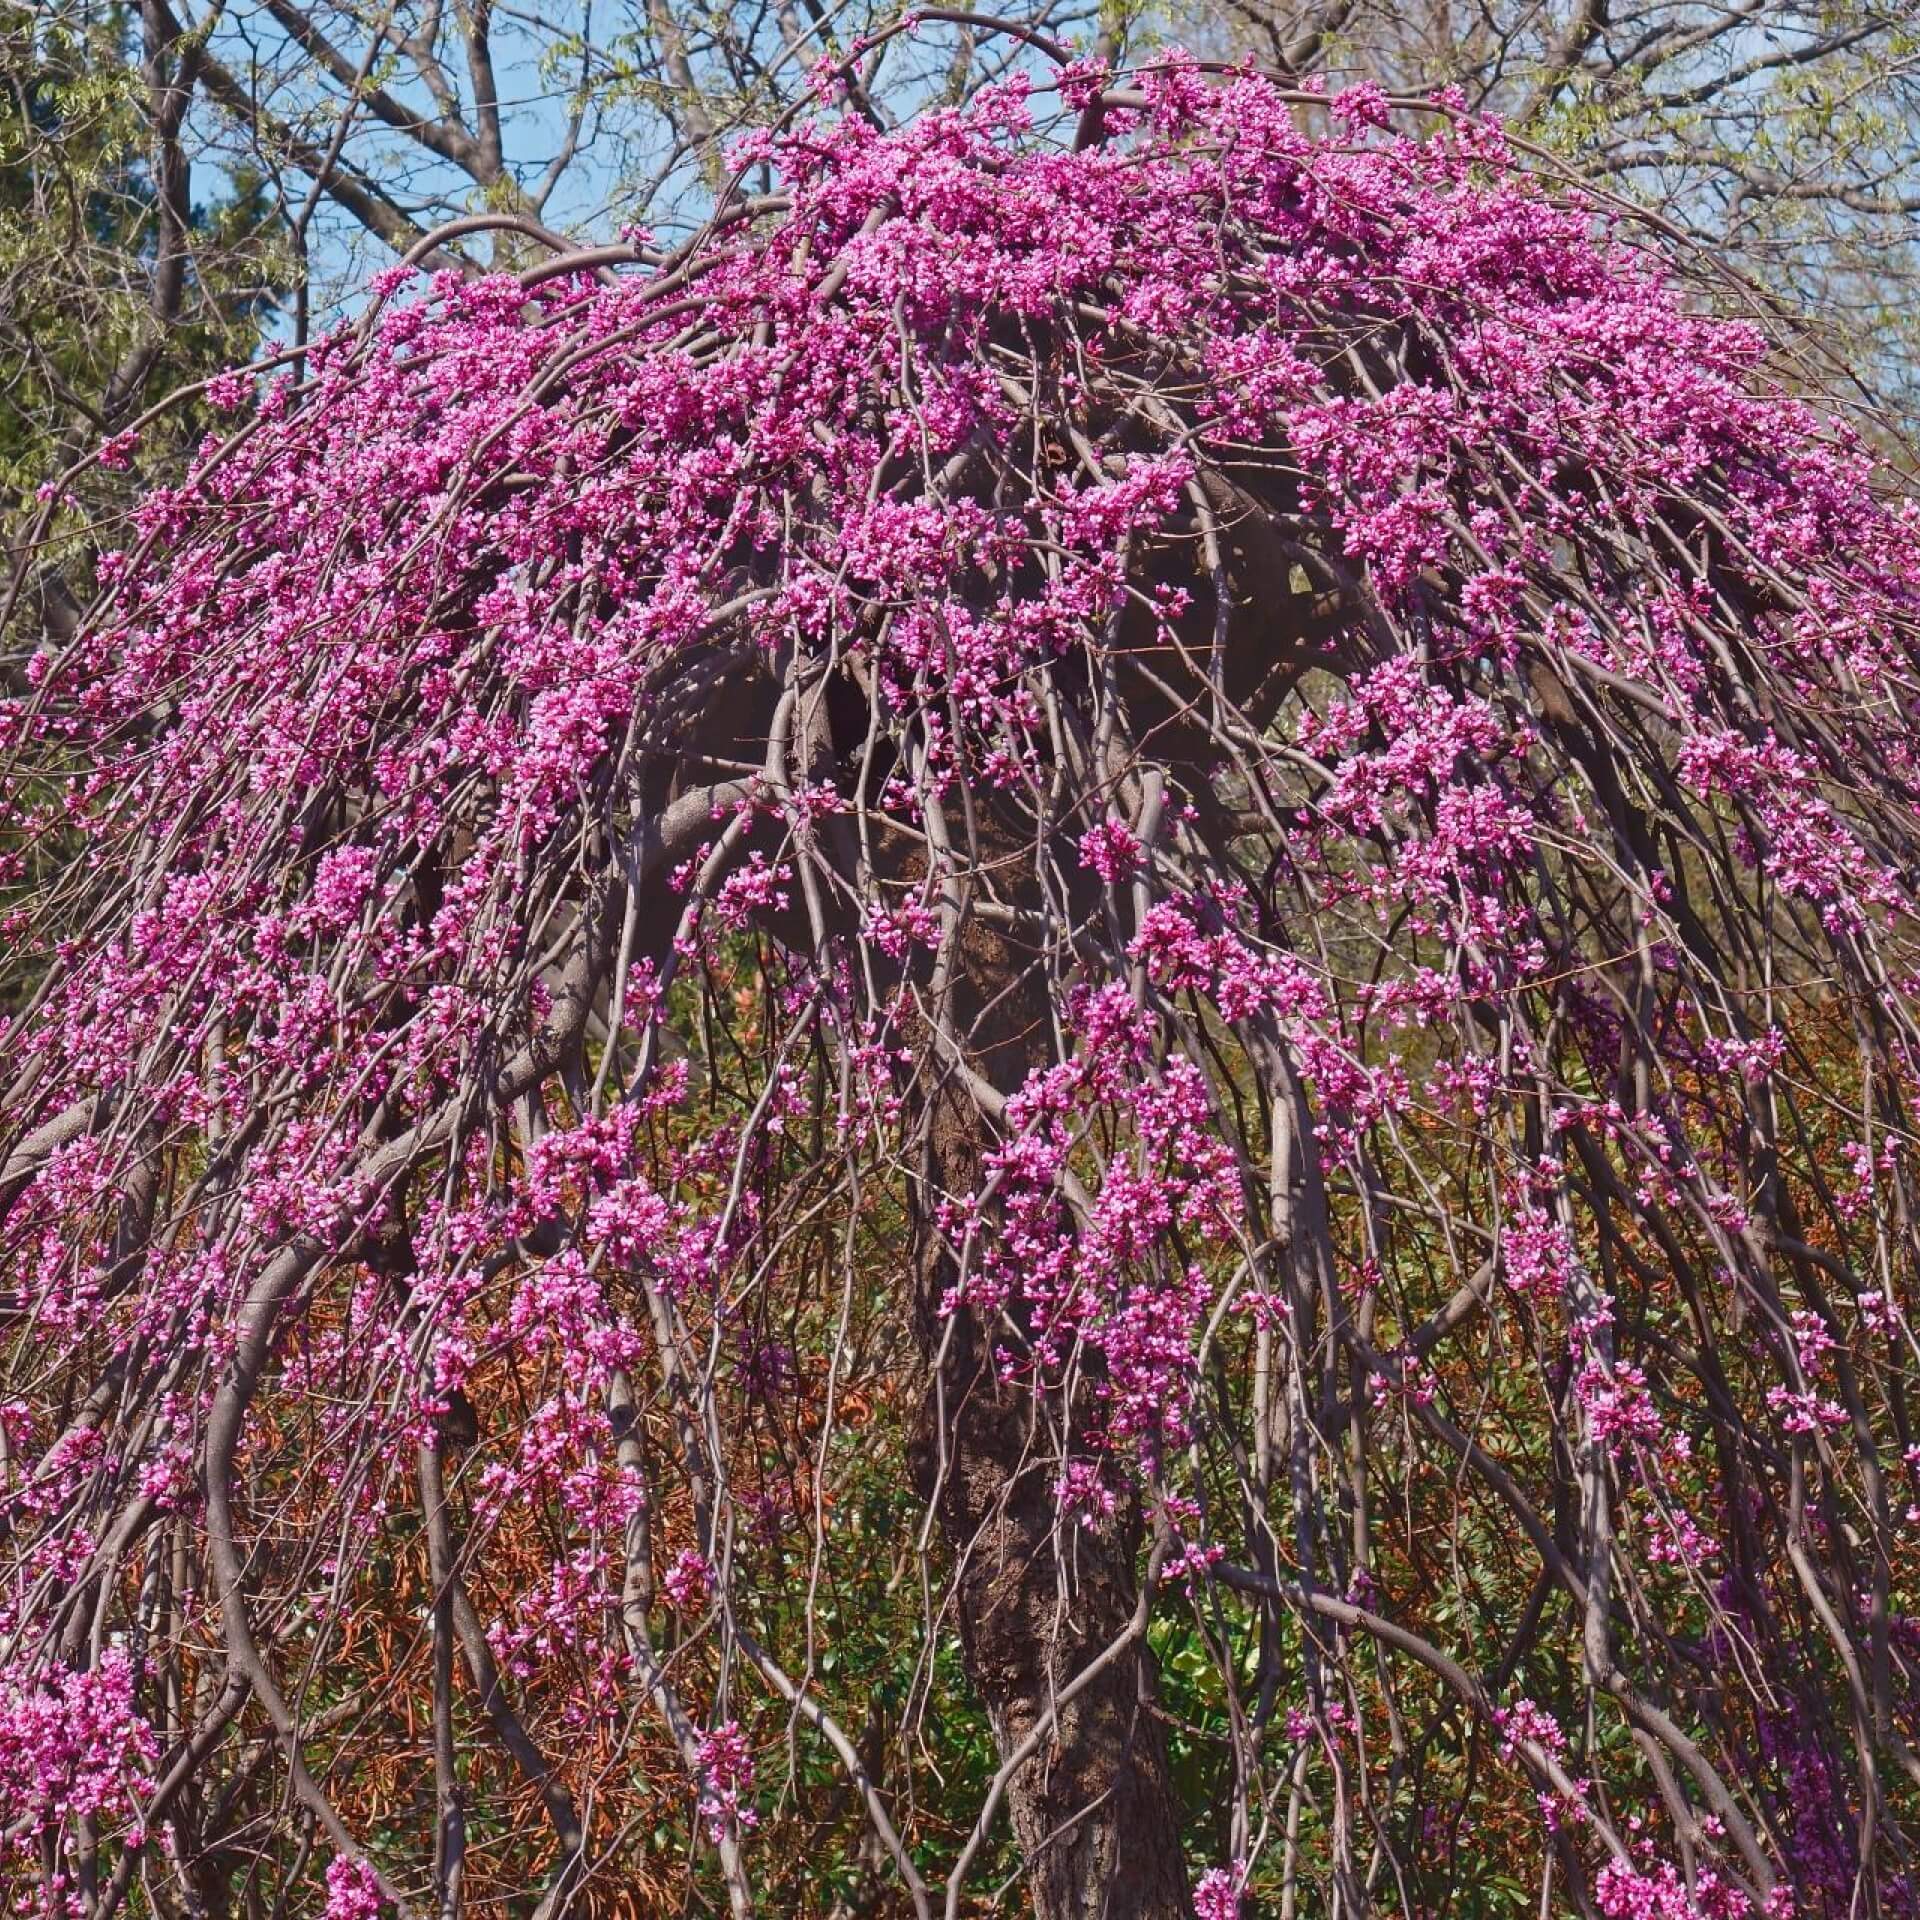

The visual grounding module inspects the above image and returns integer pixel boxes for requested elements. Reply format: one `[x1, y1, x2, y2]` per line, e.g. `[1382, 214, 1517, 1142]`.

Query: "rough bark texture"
[906, 902, 1192, 1920]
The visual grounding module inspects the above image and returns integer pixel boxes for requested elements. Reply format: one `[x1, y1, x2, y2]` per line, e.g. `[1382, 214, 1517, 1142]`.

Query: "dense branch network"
[5, 51, 1920, 1920]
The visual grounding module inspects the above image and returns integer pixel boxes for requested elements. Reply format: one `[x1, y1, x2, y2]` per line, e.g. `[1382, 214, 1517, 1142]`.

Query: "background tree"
[1195, 0, 1920, 418]
[1, 1, 285, 652]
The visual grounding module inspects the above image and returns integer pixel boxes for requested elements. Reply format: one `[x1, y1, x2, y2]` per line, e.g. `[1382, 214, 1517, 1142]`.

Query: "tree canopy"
[7, 43, 1920, 1920]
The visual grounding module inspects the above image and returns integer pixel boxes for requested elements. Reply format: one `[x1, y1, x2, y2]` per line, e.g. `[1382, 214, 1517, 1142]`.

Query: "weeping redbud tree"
[6, 37, 1920, 1920]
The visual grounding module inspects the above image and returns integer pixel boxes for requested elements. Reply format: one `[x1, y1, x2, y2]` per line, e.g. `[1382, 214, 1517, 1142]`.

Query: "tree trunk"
[906, 906, 1192, 1920]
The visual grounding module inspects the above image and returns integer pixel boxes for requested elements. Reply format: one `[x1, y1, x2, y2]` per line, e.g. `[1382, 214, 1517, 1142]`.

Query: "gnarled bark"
[907, 904, 1191, 1920]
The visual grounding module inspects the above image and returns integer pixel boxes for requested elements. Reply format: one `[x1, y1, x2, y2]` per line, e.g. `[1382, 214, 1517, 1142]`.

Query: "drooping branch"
[7, 50, 1920, 1920]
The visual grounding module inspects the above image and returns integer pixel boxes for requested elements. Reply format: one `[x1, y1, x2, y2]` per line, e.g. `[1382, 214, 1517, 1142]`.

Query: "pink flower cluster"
[323, 1857, 384, 1920]
[694, 1720, 758, 1844]
[0, 1650, 156, 1857]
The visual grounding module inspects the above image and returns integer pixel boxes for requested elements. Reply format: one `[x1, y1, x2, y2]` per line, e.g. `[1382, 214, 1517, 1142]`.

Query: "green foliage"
[1, 0, 284, 639]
